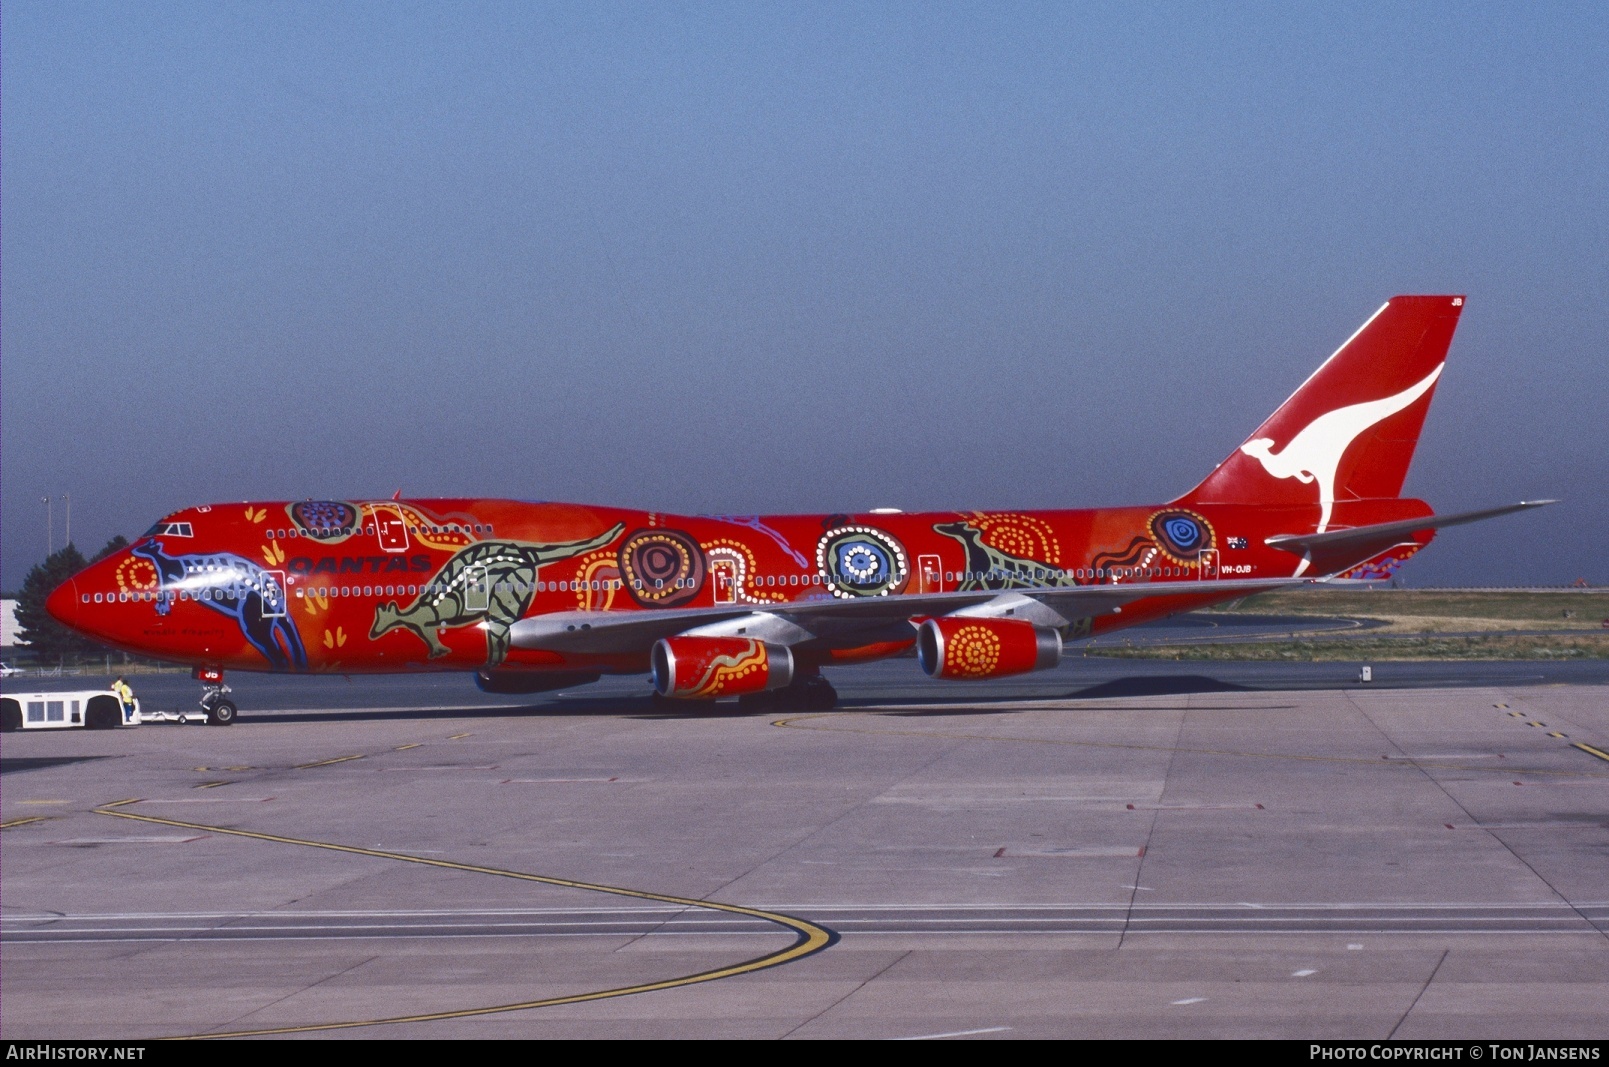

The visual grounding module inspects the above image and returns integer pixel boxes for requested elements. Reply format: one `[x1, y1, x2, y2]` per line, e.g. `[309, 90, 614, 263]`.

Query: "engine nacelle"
[917, 617, 1062, 680]
[652, 636, 795, 699]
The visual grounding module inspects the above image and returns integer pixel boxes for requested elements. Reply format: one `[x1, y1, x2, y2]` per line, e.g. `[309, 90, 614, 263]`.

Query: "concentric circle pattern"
[1147, 508, 1215, 564]
[292, 501, 359, 537]
[816, 526, 908, 598]
[619, 529, 707, 608]
[945, 625, 1002, 677]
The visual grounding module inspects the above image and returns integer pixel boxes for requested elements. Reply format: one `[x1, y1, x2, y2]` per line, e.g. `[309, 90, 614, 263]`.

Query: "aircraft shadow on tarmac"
[238, 675, 1265, 725]
[1066, 675, 1254, 699]
[238, 692, 794, 724]
[196, 660, 1609, 727]
[241, 702, 632, 725]
[872, 675, 1274, 717]
[1, 755, 121, 775]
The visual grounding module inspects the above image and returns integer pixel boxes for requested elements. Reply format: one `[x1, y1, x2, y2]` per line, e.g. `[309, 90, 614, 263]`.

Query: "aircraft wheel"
[207, 700, 238, 726]
[803, 677, 838, 711]
[740, 678, 837, 714]
[737, 691, 777, 713]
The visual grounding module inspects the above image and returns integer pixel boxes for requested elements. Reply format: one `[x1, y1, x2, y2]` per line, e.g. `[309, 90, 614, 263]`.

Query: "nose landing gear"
[194, 666, 238, 726]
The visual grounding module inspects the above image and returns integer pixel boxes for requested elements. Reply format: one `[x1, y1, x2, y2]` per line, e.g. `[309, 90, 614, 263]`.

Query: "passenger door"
[375, 505, 410, 553]
[712, 559, 738, 605]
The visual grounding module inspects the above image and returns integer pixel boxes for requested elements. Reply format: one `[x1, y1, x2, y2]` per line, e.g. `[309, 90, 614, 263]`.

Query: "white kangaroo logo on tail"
[1239, 363, 1443, 534]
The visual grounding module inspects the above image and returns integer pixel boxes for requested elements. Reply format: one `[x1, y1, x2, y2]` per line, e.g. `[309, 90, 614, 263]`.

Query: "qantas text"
[286, 555, 434, 576]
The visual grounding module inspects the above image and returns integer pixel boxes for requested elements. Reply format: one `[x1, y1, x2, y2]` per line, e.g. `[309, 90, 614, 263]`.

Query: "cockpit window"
[142, 521, 194, 537]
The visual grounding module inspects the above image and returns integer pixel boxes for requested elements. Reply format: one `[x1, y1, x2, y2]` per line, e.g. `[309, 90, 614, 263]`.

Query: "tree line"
[11, 537, 130, 662]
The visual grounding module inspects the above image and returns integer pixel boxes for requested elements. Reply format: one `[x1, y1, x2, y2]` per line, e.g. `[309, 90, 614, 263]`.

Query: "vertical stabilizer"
[1179, 295, 1464, 531]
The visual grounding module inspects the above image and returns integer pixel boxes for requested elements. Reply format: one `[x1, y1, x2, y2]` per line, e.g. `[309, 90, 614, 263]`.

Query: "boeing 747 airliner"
[44, 296, 1549, 722]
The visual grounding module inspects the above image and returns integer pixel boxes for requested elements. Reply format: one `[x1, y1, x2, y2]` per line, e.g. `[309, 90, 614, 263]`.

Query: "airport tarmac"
[3, 658, 1607, 1040]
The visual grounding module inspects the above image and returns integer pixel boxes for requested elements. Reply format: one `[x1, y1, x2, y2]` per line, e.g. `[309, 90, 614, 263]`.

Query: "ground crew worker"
[112, 676, 136, 722]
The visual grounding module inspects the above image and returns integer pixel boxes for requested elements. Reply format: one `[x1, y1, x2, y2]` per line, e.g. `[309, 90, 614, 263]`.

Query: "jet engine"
[916, 617, 1062, 680]
[651, 636, 794, 699]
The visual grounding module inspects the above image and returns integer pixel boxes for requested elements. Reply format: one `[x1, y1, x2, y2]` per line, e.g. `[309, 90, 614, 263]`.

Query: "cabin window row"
[941, 566, 1185, 580]
[78, 564, 1198, 606]
[265, 523, 494, 539]
[82, 575, 687, 604]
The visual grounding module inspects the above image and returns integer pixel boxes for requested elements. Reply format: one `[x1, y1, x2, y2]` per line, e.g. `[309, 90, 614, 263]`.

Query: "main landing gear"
[194, 667, 238, 726]
[738, 672, 838, 713]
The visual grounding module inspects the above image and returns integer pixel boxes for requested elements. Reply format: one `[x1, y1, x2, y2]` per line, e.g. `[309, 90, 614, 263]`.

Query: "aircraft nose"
[46, 578, 80, 629]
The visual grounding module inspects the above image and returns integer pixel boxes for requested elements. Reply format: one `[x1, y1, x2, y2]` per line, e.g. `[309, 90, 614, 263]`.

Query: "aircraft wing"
[507, 575, 1323, 656]
[1264, 500, 1557, 555]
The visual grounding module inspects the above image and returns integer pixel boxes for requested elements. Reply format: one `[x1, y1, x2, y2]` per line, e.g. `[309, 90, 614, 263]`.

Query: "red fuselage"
[46, 496, 1431, 678]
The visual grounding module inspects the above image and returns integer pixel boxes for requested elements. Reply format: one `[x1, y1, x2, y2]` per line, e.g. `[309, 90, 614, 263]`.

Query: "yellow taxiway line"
[94, 799, 835, 1039]
[293, 753, 365, 769]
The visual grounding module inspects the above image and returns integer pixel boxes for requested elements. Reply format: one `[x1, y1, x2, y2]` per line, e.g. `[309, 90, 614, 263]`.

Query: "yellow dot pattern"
[946, 625, 1002, 678]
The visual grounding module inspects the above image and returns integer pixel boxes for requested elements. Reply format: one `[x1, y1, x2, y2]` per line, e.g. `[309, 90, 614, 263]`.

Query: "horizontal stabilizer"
[1264, 500, 1557, 555]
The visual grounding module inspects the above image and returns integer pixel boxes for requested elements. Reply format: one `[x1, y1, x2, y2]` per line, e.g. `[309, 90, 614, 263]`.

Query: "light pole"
[43, 495, 52, 555]
[64, 492, 71, 548]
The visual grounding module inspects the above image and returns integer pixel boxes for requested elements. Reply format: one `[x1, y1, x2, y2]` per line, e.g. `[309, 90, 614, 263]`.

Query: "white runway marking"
[137, 797, 275, 804]
[892, 1026, 1011, 1040]
[49, 835, 206, 844]
[1002, 846, 1144, 858]
[498, 777, 636, 784]
[2, 907, 727, 922]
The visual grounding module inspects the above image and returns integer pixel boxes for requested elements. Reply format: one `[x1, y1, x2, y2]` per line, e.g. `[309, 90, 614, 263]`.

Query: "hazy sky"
[4, 3, 1606, 589]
